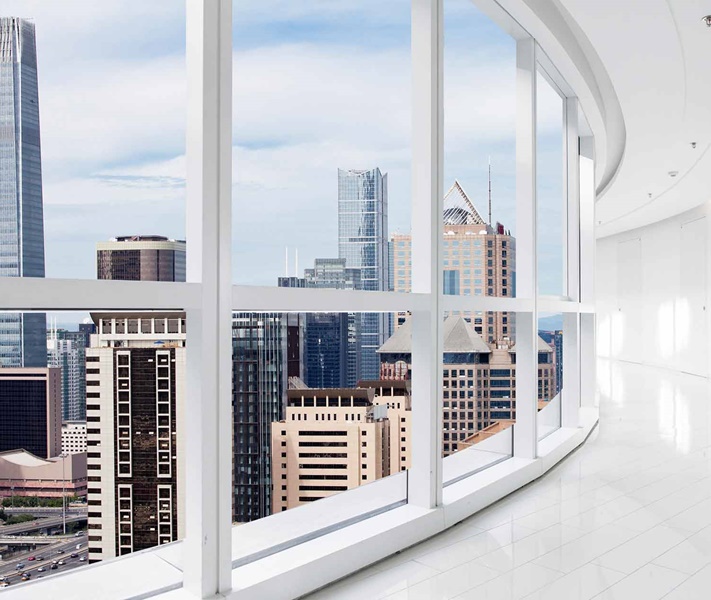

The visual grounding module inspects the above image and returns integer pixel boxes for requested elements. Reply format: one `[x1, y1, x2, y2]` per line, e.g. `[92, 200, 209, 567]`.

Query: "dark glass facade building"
[231, 313, 302, 523]
[97, 236, 186, 282]
[0, 18, 47, 368]
[337, 168, 391, 380]
[0, 368, 61, 458]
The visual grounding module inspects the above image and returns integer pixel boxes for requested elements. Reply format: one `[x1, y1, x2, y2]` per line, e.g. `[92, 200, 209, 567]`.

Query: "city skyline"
[0, 1, 565, 295]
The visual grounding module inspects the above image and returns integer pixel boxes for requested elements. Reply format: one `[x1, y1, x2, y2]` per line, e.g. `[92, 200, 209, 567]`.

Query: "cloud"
[5, 0, 563, 294]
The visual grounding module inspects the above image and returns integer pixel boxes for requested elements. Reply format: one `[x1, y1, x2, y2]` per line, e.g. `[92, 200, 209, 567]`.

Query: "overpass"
[0, 535, 67, 545]
[0, 515, 86, 536]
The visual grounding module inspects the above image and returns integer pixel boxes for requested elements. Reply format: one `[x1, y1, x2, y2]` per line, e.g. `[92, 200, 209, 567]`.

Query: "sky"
[3, 0, 565, 302]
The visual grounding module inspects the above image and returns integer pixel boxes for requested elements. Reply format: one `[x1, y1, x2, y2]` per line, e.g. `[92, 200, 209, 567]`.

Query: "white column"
[514, 37, 538, 458]
[579, 136, 596, 407]
[562, 97, 581, 427]
[409, 0, 443, 508]
[185, 0, 233, 596]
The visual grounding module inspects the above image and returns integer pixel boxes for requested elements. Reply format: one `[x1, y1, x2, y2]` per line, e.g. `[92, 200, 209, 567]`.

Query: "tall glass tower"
[337, 168, 390, 380]
[0, 17, 47, 367]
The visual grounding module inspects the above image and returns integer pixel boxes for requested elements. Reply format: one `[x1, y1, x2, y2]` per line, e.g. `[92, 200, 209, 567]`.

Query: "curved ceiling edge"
[493, 0, 626, 199]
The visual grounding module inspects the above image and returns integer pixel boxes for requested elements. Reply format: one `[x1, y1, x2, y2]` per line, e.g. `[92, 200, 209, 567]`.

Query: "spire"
[488, 157, 492, 227]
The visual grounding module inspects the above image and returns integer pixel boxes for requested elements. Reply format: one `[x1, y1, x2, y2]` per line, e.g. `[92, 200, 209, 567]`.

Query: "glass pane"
[537, 312, 562, 440]
[232, 1, 411, 293]
[441, 311, 515, 466]
[0, 5, 186, 285]
[0, 309, 186, 586]
[441, 0, 517, 316]
[536, 70, 565, 296]
[230, 310, 412, 564]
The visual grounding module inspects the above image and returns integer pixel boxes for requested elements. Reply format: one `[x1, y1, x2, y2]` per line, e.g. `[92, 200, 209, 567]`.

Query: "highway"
[0, 515, 86, 536]
[0, 534, 88, 589]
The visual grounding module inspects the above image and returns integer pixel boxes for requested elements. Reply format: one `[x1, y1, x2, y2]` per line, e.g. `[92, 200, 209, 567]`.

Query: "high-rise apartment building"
[97, 235, 186, 282]
[271, 380, 410, 513]
[47, 328, 88, 421]
[378, 316, 555, 455]
[0, 17, 47, 368]
[0, 367, 61, 458]
[85, 313, 186, 562]
[391, 181, 516, 344]
[231, 313, 302, 523]
[338, 168, 391, 380]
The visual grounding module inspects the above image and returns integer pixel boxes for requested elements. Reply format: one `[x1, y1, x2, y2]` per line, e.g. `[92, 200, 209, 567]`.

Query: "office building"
[231, 312, 302, 523]
[97, 236, 186, 282]
[0, 367, 61, 459]
[85, 312, 186, 561]
[61, 421, 87, 455]
[391, 181, 515, 343]
[0, 17, 47, 368]
[277, 258, 362, 388]
[271, 380, 410, 513]
[0, 449, 86, 499]
[338, 168, 391, 379]
[378, 316, 555, 455]
[304, 258, 362, 388]
[47, 327, 87, 421]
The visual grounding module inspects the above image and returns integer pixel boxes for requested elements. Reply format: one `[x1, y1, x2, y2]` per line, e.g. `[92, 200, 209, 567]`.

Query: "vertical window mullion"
[185, 0, 233, 596]
[514, 37, 538, 458]
[562, 97, 581, 427]
[579, 135, 596, 408]
[409, 0, 444, 508]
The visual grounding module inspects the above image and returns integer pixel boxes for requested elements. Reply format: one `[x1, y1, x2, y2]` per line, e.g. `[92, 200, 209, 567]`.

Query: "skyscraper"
[231, 312, 302, 523]
[86, 312, 186, 561]
[391, 181, 516, 343]
[0, 17, 47, 368]
[338, 168, 390, 380]
[97, 235, 186, 282]
[47, 327, 88, 421]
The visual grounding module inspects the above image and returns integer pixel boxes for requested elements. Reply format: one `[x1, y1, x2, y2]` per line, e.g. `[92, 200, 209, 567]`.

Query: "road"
[0, 535, 88, 589]
[0, 515, 86, 536]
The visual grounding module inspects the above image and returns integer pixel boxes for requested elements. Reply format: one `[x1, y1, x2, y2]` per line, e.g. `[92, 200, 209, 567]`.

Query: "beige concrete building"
[391, 181, 515, 344]
[61, 421, 87, 455]
[0, 449, 87, 498]
[271, 381, 411, 513]
[85, 313, 186, 563]
[378, 316, 556, 455]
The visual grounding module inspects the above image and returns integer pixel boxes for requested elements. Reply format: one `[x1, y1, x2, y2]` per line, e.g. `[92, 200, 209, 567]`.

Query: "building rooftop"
[443, 180, 487, 226]
[377, 315, 491, 354]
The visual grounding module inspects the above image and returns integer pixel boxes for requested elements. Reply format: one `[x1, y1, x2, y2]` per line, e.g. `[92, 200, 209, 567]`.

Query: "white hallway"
[307, 359, 711, 599]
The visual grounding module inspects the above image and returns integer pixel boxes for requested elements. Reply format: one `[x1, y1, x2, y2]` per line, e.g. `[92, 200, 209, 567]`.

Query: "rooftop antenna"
[488, 156, 492, 227]
[295, 248, 299, 278]
[285, 247, 289, 277]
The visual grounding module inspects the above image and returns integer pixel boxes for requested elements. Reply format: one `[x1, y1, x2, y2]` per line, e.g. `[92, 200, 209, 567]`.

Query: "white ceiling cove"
[559, 0, 711, 237]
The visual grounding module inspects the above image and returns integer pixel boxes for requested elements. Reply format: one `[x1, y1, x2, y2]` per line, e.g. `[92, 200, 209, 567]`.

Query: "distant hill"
[538, 314, 563, 332]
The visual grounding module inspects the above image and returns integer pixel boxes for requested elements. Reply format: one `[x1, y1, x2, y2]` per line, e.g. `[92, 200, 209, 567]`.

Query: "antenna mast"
[488, 157, 492, 227]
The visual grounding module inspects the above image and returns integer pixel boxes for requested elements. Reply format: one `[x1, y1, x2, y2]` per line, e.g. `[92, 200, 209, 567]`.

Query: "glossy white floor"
[304, 359, 711, 599]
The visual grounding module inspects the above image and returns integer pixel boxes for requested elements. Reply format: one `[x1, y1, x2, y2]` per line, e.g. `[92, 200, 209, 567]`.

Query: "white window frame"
[0, 0, 605, 598]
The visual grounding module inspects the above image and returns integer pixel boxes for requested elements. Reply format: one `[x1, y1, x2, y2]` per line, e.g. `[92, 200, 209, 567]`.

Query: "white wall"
[597, 203, 710, 376]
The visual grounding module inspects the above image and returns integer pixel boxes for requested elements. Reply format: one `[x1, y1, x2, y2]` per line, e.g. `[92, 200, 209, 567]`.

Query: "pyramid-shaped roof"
[443, 180, 487, 226]
[378, 315, 490, 354]
[509, 337, 554, 353]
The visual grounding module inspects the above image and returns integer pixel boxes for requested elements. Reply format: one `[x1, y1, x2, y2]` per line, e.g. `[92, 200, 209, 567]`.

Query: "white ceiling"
[559, 0, 711, 237]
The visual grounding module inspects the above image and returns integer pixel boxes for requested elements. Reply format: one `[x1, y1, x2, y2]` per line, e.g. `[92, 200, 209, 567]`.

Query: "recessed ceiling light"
[648, 192, 652, 198]
[669, 171, 679, 178]
[703, 15, 711, 27]
[691, 142, 697, 149]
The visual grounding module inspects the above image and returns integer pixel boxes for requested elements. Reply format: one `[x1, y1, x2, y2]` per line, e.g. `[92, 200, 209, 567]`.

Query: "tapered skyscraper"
[0, 17, 46, 367]
[338, 168, 390, 380]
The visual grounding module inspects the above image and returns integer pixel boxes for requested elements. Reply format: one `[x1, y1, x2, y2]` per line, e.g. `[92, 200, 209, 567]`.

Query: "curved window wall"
[0, 0, 599, 598]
